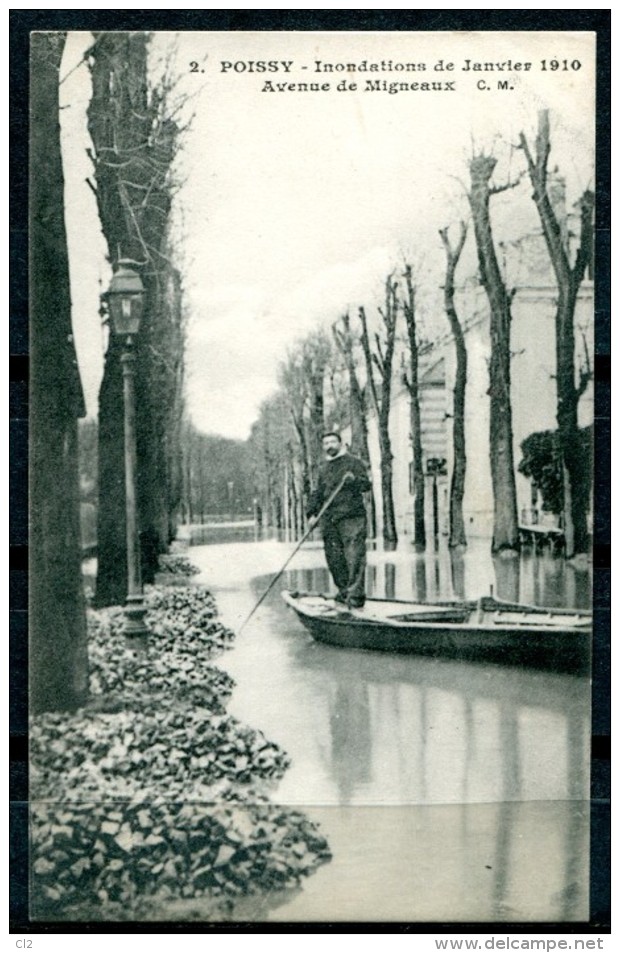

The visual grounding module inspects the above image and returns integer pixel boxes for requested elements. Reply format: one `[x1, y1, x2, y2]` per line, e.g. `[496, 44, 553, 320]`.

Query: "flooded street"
[191, 536, 591, 922]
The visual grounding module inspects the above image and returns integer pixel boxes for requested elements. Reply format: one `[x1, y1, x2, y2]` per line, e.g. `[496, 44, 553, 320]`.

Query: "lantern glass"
[106, 261, 145, 338]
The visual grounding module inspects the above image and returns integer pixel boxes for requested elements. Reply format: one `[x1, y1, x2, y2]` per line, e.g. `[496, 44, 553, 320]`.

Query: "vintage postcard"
[26, 24, 601, 927]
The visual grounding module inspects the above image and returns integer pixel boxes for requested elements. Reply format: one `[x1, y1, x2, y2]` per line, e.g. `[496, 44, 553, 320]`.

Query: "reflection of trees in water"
[197, 537, 591, 917]
[284, 624, 588, 914]
[517, 550, 590, 611]
[414, 557, 427, 602]
[327, 678, 372, 804]
[432, 554, 442, 600]
[284, 567, 331, 594]
[450, 550, 466, 601]
[558, 706, 589, 920]
[367, 563, 378, 597]
[275, 541, 589, 609]
[490, 800, 517, 917]
[385, 562, 396, 599]
[488, 706, 522, 913]
[493, 554, 521, 603]
[558, 801, 588, 921]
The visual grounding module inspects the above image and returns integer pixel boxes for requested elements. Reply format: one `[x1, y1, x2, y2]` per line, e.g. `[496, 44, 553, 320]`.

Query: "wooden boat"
[281, 591, 591, 670]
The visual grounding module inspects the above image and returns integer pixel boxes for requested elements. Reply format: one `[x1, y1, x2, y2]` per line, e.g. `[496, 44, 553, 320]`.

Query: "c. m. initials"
[477, 79, 514, 90]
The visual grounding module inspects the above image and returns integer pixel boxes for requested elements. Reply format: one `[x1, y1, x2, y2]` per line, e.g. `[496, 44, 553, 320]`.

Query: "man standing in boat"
[307, 432, 371, 609]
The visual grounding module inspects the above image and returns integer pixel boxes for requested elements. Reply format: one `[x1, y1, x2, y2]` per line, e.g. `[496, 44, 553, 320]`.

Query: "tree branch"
[374, 333, 386, 376]
[489, 170, 526, 195]
[358, 306, 379, 413]
[519, 111, 572, 286]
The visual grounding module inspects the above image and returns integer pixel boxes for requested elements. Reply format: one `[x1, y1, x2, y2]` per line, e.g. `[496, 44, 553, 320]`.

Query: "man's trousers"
[322, 515, 367, 603]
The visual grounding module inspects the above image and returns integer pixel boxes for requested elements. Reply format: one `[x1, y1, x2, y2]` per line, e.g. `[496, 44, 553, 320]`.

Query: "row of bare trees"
[465, 112, 594, 555]
[246, 111, 593, 561]
[31, 31, 191, 711]
[248, 268, 433, 551]
[86, 33, 188, 606]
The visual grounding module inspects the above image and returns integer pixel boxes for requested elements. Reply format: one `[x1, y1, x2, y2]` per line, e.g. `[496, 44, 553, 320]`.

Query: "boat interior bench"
[389, 609, 471, 624]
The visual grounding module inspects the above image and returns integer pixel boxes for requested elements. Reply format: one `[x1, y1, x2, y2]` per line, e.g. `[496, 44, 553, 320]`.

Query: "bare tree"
[519, 111, 594, 557]
[333, 313, 376, 537]
[359, 275, 399, 548]
[439, 222, 469, 549]
[279, 350, 312, 502]
[468, 154, 520, 553]
[87, 32, 187, 604]
[401, 265, 426, 551]
[278, 329, 335, 525]
[249, 393, 296, 532]
[30, 32, 88, 712]
[301, 329, 332, 482]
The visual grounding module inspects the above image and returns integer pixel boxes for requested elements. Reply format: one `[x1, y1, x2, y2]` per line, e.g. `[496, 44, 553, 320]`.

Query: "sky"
[60, 30, 595, 440]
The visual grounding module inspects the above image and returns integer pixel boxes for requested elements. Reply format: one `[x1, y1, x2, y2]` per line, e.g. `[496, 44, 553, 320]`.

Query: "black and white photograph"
[25, 23, 602, 926]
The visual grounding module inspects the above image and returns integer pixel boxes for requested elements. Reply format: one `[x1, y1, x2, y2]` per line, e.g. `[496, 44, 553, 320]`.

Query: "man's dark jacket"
[307, 452, 371, 524]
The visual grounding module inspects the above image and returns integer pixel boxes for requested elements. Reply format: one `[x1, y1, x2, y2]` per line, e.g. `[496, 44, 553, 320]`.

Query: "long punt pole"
[238, 472, 352, 633]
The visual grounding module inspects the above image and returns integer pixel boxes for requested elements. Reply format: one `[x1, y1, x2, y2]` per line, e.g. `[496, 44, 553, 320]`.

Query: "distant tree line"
[180, 426, 256, 521]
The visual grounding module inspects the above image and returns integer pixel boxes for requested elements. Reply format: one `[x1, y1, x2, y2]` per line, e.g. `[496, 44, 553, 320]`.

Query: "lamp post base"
[123, 593, 149, 640]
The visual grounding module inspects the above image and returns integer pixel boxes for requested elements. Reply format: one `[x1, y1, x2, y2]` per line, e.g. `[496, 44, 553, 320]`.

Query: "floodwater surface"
[190, 537, 591, 922]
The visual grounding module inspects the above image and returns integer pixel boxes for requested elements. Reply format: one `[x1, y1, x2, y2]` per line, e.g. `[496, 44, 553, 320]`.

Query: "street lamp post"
[102, 260, 149, 640]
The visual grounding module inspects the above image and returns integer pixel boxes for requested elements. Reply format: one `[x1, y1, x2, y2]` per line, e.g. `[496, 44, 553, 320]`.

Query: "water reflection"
[449, 550, 465, 600]
[189, 538, 591, 922]
[385, 562, 396, 600]
[415, 556, 428, 602]
[278, 608, 589, 809]
[251, 548, 590, 814]
[494, 554, 521, 603]
[327, 681, 372, 804]
[284, 541, 591, 610]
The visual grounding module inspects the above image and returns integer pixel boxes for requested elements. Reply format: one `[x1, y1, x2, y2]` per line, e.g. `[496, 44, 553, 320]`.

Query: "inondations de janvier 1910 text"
[186, 56, 585, 94]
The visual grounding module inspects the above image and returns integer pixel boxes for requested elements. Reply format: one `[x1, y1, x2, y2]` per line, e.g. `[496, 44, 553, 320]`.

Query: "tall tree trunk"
[440, 223, 469, 549]
[519, 111, 594, 557]
[359, 275, 399, 548]
[287, 452, 300, 538]
[291, 406, 312, 503]
[377, 419, 397, 548]
[333, 313, 376, 537]
[30, 32, 88, 712]
[468, 155, 520, 553]
[401, 266, 426, 550]
[303, 331, 331, 487]
[94, 338, 127, 604]
[87, 32, 182, 603]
